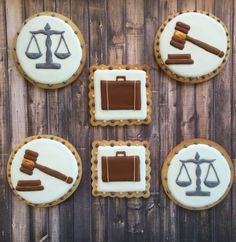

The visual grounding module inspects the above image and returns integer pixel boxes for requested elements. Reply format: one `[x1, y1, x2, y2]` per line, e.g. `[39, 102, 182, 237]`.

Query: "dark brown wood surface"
[0, 0, 235, 241]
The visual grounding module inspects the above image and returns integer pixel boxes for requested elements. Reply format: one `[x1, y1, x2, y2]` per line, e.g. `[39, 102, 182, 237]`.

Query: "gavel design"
[20, 149, 73, 184]
[170, 21, 224, 58]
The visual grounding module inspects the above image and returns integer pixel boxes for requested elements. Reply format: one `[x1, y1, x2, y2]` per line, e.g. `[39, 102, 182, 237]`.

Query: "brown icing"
[35, 163, 73, 184]
[102, 152, 140, 182]
[101, 76, 141, 110]
[165, 59, 194, 65]
[25, 149, 39, 157]
[172, 23, 225, 58]
[17, 180, 41, 186]
[172, 35, 185, 44]
[175, 25, 189, 34]
[20, 167, 33, 175]
[168, 54, 191, 59]
[16, 185, 44, 191]
[186, 35, 224, 57]
[24, 153, 37, 161]
[21, 161, 34, 171]
[170, 40, 184, 50]
[20, 150, 73, 184]
[176, 21, 190, 30]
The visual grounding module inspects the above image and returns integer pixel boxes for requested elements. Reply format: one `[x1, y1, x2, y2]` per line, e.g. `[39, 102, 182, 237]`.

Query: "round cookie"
[161, 138, 233, 210]
[154, 11, 230, 83]
[14, 12, 86, 89]
[7, 135, 82, 207]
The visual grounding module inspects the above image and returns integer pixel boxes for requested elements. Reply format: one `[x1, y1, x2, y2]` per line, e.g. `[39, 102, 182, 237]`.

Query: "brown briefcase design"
[101, 76, 141, 110]
[102, 151, 140, 182]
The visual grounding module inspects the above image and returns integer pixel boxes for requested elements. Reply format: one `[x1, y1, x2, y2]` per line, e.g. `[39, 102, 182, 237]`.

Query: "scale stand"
[25, 23, 71, 69]
[176, 152, 220, 196]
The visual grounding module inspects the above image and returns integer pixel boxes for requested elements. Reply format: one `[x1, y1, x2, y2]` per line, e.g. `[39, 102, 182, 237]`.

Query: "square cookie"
[89, 64, 151, 126]
[91, 140, 151, 198]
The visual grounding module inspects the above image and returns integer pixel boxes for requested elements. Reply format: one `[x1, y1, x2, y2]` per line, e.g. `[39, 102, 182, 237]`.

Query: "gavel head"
[170, 21, 191, 50]
[20, 149, 38, 175]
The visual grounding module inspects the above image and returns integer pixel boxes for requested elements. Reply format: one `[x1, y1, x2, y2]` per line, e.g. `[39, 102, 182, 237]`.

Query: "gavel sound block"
[16, 180, 44, 191]
[20, 149, 73, 184]
[171, 21, 224, 58]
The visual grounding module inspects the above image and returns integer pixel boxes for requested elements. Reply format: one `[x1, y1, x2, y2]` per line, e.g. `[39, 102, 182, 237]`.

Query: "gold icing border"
[7, 134, 83, 207]
[154, 10, 231, 84]
[161, 138, 234, 210]
[89, 64, 152, 126]
[91, 140, 151, 198]
[13, 12, 86, 89]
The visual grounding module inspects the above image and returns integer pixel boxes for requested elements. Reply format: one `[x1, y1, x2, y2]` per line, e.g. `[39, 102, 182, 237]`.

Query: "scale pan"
[25, 52, 42, 59]
[204, 181, 219, 188]
[176, 181, 191, 187]
[55, 53, 71, 59]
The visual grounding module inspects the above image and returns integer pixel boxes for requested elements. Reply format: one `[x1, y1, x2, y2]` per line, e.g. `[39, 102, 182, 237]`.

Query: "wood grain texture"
[0, 0, 235, 242]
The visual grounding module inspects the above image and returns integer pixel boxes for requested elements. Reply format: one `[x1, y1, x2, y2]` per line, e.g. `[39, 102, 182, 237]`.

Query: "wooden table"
[0, 0, 235, 241]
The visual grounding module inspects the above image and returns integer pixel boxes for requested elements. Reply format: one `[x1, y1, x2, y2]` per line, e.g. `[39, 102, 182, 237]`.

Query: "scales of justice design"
[162, 139, 233, 210]
[176, 152, 220, 196]
[25, 23, 71, 69]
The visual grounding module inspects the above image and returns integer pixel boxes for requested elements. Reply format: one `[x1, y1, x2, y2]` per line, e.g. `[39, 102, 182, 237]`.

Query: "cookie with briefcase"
[101, 76, 141, 110]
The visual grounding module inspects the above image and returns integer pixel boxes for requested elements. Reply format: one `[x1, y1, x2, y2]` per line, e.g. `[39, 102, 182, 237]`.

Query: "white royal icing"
[10, 138, 79, 204]
[159, 12, 228, 77]
[94, 70, 147, 120]
[167, 144, 231, 208]
[16, 15, 83, 85]
[97, 145, 146, 192]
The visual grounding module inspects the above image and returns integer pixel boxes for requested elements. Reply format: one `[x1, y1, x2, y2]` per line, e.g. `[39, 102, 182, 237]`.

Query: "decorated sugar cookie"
[14, 12, 86, 89]
[161, 139, 233, 210]
[154, 11, 230, 83]
[89, 65, 152, 126]
[91, 140, 151, 198]
[7, 135, 82, 207]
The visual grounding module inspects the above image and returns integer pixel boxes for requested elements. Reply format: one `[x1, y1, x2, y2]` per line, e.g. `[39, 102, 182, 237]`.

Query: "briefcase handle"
[116, 151, 126, 156]
[116, 76, 126, 81]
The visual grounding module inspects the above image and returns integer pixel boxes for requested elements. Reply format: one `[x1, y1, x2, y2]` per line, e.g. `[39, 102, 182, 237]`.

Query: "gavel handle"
[35, 163, 73, 184]
[186, 35, 224, 58]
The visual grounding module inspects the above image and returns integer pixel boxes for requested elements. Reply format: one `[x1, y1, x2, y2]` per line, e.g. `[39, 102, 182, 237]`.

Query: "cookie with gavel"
[20, 149, 73, 184]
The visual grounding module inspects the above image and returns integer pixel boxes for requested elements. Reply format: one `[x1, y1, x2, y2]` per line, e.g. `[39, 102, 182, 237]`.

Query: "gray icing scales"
[176, 152, 220, 196]
[25, 23, 71, 69]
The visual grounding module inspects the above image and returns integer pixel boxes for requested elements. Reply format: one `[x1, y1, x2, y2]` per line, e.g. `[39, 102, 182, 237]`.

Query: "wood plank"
[0, 0, 12, 241]
[195, 2, 215, 242]
[176, 1, 197, 242]
[213, 0, 233, 241]
[89, 0, 108, 241]
[106, 1, 127, 242]
[5, 0, 30, 241]
[23, 0, 49, 241]
[42, 1, 59, 242]
[125, 1, 146, 242]
[154, 1, 179, 242]
[70, 0, 92, 241]
[231, 0, 236, 240]
[53, 2, 77, 242]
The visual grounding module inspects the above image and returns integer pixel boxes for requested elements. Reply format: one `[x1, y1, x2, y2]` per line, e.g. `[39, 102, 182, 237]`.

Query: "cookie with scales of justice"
[154, 11, 230, 83]
[14, 12, 86, 89]
[7, 135, 82, 207]
[161, 138, 234, 210]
